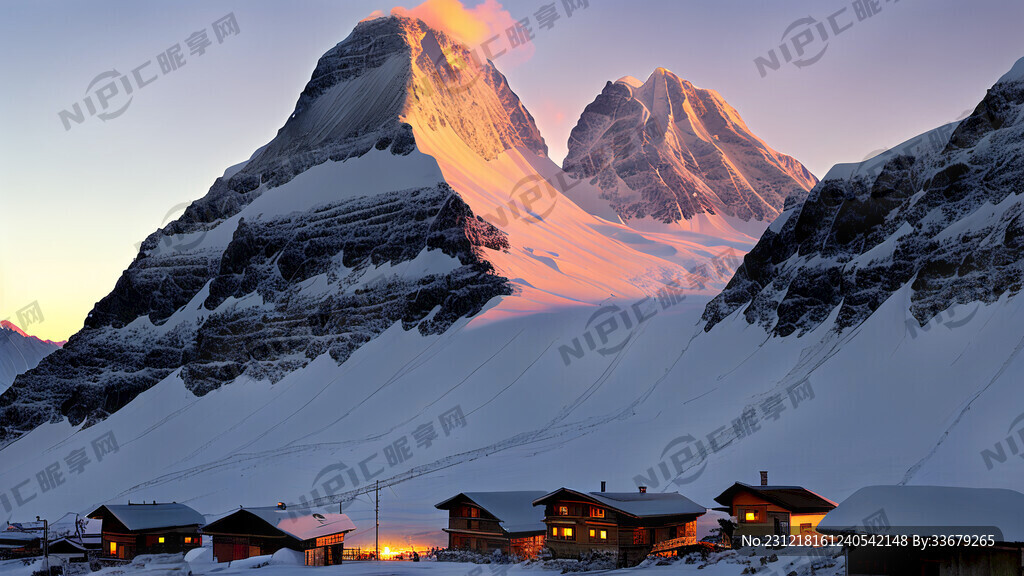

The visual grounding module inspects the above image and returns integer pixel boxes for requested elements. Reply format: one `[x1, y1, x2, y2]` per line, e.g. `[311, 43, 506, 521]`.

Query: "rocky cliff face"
[0, 16, 534, 441]
[703, 59, 1024, 336]
[563, 69, 817, 226]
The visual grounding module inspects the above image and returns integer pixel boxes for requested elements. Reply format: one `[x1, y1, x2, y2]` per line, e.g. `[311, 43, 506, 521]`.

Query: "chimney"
[339, 502, 343, 514]
[638, 486, 647, 494]
[600, 481, 606, 493]
[760, 471, 768, 486]
[277, 502, 287, 510]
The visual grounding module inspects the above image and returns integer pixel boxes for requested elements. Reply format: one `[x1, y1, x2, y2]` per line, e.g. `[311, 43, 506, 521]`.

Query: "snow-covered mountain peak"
[562, 67, 818, 234]
[704, 54, 1024, 337]
[0, 17, 749, 444]
[997, 55, 1024, 85]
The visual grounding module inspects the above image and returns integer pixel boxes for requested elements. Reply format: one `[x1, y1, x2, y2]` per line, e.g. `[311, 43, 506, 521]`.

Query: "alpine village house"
[88, 503, 204, 560]
[202, 504, 356, 566]
[533, 485, 706, 567]
[434, 492, 548, 559]
[713, 472, 836, 540]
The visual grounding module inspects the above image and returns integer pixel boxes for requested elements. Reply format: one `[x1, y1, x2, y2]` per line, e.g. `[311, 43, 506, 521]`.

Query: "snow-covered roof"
[88, 503, 204, 531]
[206, 507, 356, 542]
[0, 531, 40, 543]
[534, 489, 706, 518]
[435, 492, 548, 534]
[819, 486, 1024, 542]
[714, 482, 836, 514]
[49, 513, 101, 539]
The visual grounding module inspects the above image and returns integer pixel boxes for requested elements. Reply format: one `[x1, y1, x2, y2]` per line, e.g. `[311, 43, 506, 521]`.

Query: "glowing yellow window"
[109, 542, 117, 555]
[184, 537, 192, 544]
[551, 527, 557, 536]
[745, 511, 757, 522]
[158, 537, 165, 544]
[564, 528, 573, 538]
[589, 529, 595, 538]
[600, 530, 607, 540]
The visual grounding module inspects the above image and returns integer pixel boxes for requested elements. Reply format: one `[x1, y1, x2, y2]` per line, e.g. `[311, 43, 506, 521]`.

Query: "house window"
[184, 537, 192, 544]
[158, 537, 165, 544]
[551, 527, 574, 540]
[109, 542, 117, 555]
[632, 528, 648, 545]
[589, 506, 605, 518]
[743, 510, 758, 522]
[557, 505, 569, 516]
[589, 529, 607, 542]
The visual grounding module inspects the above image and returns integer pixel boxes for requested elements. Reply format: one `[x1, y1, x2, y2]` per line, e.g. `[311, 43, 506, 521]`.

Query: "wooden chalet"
[202, 504, 356, 566]
[0, 528, 40, 559]
[88, 502, 204, 560]
[713, 472, 835, 539]
[533, 485, 706, 567]
[819, 485, 1024, 576]
[435, 491, 547, 558]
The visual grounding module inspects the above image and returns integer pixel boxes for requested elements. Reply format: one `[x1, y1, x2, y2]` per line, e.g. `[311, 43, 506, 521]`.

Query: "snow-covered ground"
[0, 546, 846, 576]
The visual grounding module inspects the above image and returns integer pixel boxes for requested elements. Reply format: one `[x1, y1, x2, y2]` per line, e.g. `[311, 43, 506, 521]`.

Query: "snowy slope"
[0, 16, 765, 443]
[0, 321, 59, 394]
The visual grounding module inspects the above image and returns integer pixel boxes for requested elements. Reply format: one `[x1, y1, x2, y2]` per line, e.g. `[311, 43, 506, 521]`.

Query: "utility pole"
[36, 516, 48, 574]
[374, 479, 378, 561]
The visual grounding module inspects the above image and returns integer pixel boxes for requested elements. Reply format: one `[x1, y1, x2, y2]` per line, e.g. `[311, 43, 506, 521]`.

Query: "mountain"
[4, 16, 1020, 552]
[562, 69, 817, 236]
[0, 16, 746, 444]
[0, 321, 60, 394]
[703, 57, 1024, 337]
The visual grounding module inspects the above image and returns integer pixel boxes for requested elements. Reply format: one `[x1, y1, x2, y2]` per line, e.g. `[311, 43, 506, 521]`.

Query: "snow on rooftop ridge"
[997, 55, 1024, 85]
[821, 485, 1024, 542]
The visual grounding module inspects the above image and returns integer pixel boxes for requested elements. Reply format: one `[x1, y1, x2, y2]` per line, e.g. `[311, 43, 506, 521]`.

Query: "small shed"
[819, 485, 1024, 576]
[202, 506, 356, 566]
[88, 502, 204, 560]
[47, 513, 102, 562]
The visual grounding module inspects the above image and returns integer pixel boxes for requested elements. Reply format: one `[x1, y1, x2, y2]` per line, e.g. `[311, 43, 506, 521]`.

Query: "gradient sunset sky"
[2, 0, 1023, 341]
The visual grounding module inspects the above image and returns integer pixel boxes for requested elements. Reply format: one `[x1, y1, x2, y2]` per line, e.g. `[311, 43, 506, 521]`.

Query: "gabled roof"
[819, 485, 1024, 543]
[87, 503, 204, 531]
[714, 482, 836, 514]
[435, 491, 547, 534]
[533, 488, 706, 519]
[205, 507, 356, 542]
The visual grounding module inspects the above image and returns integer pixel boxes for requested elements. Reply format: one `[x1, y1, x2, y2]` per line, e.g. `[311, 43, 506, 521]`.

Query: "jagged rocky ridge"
[0, 16, 539, 441]
[563, 69, 817, 224]
[703, 62, 1024, 336]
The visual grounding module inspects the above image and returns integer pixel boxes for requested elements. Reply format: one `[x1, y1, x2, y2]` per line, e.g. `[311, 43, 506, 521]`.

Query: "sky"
[1, 0, 1023, 342]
